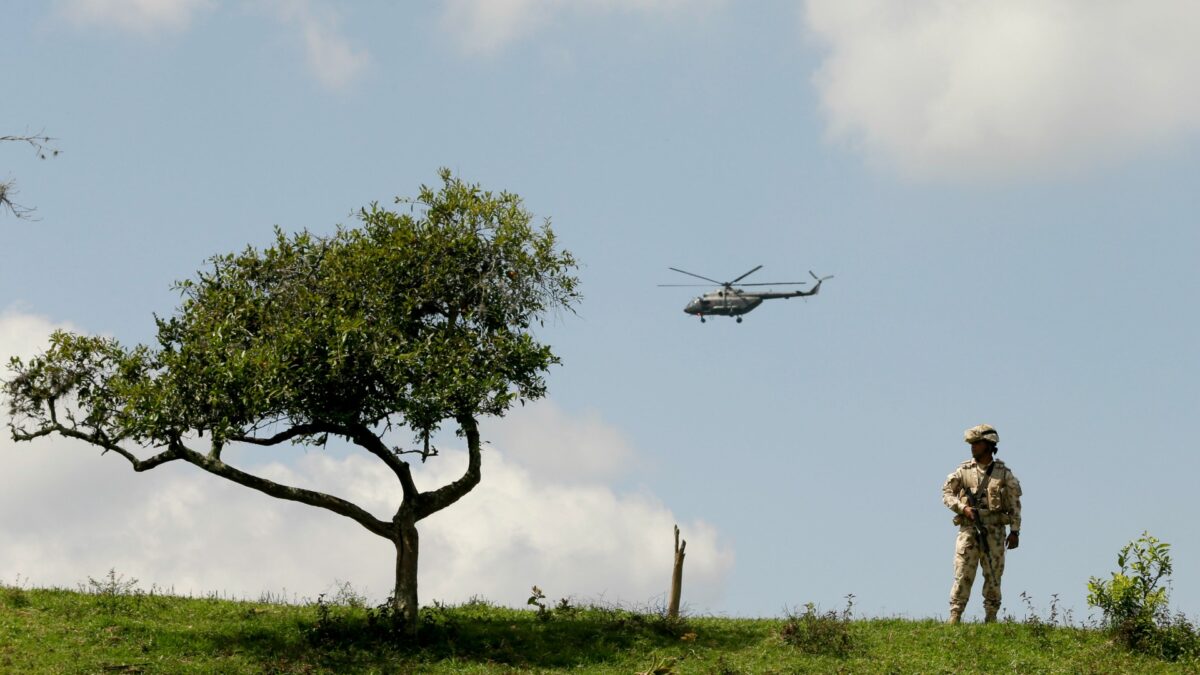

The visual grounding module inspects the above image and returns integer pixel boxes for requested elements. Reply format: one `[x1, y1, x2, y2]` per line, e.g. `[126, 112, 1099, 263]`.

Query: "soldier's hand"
[1006, 532, 1019, 550]
[963, 506, 975, 521]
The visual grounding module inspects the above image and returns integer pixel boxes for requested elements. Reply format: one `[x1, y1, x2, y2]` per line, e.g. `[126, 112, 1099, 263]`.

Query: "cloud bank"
[270, 0, 369, 90]
[804, 0, 1200, 181]
[440, 0, 724, 55]
[54, 0, 367, 90]
[0, 311, 731, 609]
[57, 0, 213, 34]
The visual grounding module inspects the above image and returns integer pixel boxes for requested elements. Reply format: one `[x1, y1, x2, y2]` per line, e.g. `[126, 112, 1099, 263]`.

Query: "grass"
[2, 579, 1198, 673]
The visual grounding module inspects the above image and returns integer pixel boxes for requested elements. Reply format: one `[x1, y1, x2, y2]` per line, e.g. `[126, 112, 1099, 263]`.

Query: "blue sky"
[3, 1, 1199, 622]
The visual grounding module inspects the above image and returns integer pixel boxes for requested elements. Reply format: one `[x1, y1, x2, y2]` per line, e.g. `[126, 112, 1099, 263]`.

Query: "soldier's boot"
[947, 610, 962, 625]
[984, 609, 998, 623]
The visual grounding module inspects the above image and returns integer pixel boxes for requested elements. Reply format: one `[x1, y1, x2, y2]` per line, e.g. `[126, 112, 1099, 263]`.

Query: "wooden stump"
[668, 524, 686, 619]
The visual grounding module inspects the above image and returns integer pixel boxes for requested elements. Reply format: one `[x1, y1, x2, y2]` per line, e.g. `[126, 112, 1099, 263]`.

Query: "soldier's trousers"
[949, 526, 1007, 615]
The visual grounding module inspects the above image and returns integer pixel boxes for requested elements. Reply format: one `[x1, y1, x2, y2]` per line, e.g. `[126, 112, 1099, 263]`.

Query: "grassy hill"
[2, 579, 1196, 673]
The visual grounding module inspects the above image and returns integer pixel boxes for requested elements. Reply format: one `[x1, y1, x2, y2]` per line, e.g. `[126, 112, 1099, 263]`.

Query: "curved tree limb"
[12, 421, 184, 472]
[11, 413, 393, 539]
[230, 423, 330, 446]
[171, 443, 393, 539]
[415, 413, 481, 520]
[343, 422, 419, 501]
[231, 420, 416, 495]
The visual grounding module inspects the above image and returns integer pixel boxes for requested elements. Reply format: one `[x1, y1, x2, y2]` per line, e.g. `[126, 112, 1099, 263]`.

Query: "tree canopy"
[4, 169, 579, 631]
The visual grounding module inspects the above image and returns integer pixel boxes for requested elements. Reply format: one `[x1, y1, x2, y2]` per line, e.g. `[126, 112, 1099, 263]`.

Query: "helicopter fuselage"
[684, 288, 816, 319]
[685, 291, 762, 317]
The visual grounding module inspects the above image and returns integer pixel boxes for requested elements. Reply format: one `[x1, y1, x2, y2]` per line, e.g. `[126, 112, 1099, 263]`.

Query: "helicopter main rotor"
[658, 265, 809, 290]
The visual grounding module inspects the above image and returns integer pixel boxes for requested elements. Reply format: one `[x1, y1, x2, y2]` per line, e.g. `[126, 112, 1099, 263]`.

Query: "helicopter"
[659, 265, 833, 323]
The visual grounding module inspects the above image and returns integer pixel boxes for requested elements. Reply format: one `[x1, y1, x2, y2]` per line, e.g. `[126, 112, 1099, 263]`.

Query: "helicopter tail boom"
[753, 272, 832, 300]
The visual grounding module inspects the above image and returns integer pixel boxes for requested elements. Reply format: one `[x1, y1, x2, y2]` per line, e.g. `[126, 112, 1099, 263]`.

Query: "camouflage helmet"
[964, 424, 999, 445]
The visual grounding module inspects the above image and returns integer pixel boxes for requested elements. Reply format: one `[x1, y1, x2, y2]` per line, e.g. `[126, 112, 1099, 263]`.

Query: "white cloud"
[804, 0, 1200, 181]
[483, 400, 639, 484]
[441, 0, 724, 55]
[0, 308, 74, 363]
[55, 0, 367, 90]
[0, 311, 731, 608]
[57, 0, 213, 34]
[270, 0, 370, 90]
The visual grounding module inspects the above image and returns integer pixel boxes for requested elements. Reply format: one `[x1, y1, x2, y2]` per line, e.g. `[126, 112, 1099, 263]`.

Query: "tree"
[3, 169, 579, 634]
[2, 132, 59, 219]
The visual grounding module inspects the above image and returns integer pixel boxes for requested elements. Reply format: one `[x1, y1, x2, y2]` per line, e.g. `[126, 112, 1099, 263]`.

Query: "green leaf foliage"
[5, 170, 579, 448]
[1087, 532, 1199, 660]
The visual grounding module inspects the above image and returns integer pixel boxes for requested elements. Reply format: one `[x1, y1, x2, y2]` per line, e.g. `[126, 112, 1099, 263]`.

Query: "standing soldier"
[942, 424, 1022, 624]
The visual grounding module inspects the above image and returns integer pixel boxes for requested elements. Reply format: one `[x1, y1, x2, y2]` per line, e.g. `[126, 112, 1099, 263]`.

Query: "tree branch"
[171, 443, 393, 539]
[12, 421, 183, 472]
[230, 423, 330, 446]
[415, 413, 481, 520]
[233, 419, 420, 506]
[11, 411, 393, 539]
[345, 423, 419, 501]
[0, 133, 57, 157]
[2, 132, 59, 220]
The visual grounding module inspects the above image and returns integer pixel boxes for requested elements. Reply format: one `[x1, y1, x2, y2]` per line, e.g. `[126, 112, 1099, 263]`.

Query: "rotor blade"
[657, 283, 713, 287]
[737, 281, 808, 286]
[669, 267, 724, 285]
[730, 265, 763, 284]
[809, 270, 835, 282]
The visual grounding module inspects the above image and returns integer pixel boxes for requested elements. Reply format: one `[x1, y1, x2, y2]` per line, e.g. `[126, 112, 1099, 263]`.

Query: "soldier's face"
[970, 441, 994, 462]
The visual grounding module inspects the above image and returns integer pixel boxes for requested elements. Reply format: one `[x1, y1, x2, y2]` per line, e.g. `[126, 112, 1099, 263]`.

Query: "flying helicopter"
[659, 265, 833, 323]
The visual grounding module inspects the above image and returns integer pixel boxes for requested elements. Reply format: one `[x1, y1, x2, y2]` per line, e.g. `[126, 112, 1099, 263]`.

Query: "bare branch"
[15, 415, 393, 538]
[2, 132, 60, 220]
[0, 180, 37, 220]
[395, 447, 439, 459]
[230, 423, 330, 446]
[345, 423, 419, 500]
[233, 420, 418, 499]
[415, 413, 481, 520]
[172, 443, 392, 538]
[13, 420, 183, 472]
[0, 133, 59, 159]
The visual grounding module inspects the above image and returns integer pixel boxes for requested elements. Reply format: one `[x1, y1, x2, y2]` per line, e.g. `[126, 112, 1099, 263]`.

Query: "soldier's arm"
[942, 470, 965, 514]
[1005, 470, 1023, 532]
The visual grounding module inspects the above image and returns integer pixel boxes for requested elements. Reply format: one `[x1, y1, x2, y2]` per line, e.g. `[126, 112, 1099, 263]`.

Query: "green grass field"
[2, 579, 1196, 674]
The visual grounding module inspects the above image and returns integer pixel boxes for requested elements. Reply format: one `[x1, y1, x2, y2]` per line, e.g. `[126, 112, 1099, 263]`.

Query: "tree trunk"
[393, 511, 420, 636]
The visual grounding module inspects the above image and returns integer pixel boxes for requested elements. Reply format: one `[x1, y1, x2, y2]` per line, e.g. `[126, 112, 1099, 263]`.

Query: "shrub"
[779, 595, 856, 657]
[83, 568, 143, 617]
[1087, 532, 1199, 660]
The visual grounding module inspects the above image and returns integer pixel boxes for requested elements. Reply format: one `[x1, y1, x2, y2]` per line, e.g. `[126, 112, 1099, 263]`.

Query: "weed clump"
[3, 586, 31, 609]
[779, 594, 857, 657]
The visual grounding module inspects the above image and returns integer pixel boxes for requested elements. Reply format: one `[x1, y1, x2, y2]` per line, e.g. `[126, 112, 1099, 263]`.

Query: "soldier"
[942, 424, 1022, 624]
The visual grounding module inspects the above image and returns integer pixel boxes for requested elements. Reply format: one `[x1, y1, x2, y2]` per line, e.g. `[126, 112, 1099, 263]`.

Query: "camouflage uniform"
[942, 425, 1022, 622]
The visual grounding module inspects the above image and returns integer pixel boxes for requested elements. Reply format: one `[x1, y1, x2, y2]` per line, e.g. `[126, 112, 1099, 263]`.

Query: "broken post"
[668, 524, 686, 619]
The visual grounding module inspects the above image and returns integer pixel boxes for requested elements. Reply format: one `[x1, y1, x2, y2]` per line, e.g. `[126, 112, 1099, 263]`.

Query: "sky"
[2, 0, 1199, 623]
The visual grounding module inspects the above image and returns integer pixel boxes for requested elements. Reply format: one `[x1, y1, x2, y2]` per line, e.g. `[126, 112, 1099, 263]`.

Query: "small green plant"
[525, 585, 580, 623]
[779, 594, 857, 657]
[527, 585, 550, 621]
[2, 576, 31, 609]
[329, 579, 367, 609]
[1017, 592, 1068, 645]
[1088, 532, 1199, 660]
[83, 568, 142, 617]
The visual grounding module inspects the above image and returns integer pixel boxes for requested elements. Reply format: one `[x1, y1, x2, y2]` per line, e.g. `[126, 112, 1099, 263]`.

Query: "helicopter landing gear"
[736, 316, 743, 323]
